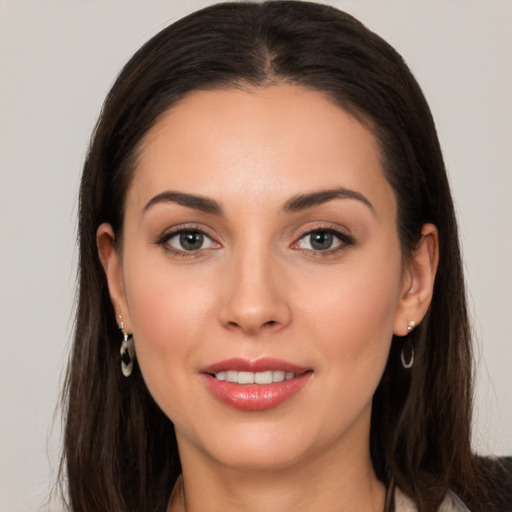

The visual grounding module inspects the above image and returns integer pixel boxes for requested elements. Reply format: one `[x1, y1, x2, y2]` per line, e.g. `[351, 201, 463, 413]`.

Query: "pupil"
[180, 232, 203, 250]
[311, 232, 333, 250]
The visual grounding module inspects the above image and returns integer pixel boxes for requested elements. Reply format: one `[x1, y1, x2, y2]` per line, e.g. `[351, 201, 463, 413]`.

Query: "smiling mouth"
[203, 369, 313, 411]
[201, 358, 313, 410]
[212, 370, 297, 384]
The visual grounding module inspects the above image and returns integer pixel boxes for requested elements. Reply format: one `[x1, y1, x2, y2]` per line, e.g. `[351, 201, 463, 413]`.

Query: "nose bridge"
[219, 235, 290, 334]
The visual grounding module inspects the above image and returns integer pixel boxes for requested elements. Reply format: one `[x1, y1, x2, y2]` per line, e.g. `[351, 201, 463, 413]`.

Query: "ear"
[97, 223, 132, 331]
[393, 223, 439, 336]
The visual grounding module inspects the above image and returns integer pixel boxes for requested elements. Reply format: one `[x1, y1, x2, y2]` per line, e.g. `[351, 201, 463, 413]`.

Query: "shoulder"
[395, 488, 470, 512]
[395, 456, 512, 512]
[439, 492, 472, 512]
[470, 455, 512, 512]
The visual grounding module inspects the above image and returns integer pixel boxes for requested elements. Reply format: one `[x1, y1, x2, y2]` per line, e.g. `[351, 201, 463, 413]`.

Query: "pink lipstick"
[200, 358, 312, 411]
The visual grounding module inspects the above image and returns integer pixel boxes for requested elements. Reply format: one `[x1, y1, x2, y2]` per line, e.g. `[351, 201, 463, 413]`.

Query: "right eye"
[157, 229, 219, 255]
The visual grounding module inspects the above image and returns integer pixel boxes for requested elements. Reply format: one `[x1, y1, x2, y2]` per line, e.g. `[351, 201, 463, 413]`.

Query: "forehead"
[129, 85, 394, 215]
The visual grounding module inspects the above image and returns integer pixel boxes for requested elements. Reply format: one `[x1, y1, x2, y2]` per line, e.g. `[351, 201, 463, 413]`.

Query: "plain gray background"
[1, 1, 511, 510]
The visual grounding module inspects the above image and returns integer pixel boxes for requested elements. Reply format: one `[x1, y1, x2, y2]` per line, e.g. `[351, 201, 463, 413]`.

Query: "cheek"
[122, 254, 219, 415]
[306, 245, 402, 336]
[304, 250, 402, 398]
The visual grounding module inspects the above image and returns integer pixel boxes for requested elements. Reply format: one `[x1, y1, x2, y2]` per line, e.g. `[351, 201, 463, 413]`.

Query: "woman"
[60, 2, 511, 511]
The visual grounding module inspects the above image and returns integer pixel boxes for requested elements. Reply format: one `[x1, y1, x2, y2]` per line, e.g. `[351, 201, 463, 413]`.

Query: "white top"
[395, 487, 471, 512]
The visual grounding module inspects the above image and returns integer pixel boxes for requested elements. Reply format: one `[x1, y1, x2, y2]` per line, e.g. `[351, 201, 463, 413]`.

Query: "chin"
[179, 409, 363, 474]
[209, 438, 313, 472]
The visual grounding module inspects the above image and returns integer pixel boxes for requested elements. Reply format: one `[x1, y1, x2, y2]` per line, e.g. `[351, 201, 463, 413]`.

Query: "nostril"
[226, 319, 278, 332]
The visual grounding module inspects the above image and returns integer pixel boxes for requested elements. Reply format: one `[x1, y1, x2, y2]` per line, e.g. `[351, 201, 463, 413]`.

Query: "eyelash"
[154, 225, 218, 258]
[154, 225, 354, 258]
[293, 227, 354, 257]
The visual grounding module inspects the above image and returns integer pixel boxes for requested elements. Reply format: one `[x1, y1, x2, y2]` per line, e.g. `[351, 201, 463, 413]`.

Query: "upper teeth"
[215, 370, 295, 384]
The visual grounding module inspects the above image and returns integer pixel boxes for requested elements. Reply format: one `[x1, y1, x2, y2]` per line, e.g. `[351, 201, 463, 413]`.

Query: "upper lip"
[200, 357, 310, 375]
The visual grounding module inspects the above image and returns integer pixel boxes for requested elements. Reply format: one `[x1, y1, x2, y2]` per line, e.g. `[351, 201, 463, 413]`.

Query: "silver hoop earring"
[401, 320, 416, 369]
[400, 338, 414, 369]
[118, 316, 135, 377]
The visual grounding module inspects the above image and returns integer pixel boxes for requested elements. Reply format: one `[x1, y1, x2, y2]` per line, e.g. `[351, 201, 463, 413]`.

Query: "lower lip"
[202, 372, 312, 411]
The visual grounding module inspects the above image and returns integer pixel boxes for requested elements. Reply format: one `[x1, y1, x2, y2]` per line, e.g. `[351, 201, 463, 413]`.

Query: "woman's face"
[99, 85, 435, 472]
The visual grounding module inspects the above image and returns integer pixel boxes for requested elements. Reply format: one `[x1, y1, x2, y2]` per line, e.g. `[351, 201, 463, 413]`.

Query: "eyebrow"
[283, 187, 375, 214]
[143, 191, 223, 215]
[142, 186, 374, 216]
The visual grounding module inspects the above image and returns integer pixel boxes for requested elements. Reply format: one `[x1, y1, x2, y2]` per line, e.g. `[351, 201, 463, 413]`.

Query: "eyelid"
[291, 225, 355, 253]
[154, 224, 221, 256]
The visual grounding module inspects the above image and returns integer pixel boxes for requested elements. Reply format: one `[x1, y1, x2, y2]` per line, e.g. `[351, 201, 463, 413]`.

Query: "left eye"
[165, 230, 217, 251]
[295, 229, 348, 251]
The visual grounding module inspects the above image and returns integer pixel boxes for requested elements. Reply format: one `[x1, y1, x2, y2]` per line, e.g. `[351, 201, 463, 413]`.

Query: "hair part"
[61, 2, 496, 511]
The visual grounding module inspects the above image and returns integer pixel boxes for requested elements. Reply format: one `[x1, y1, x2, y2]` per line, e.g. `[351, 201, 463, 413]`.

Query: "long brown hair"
[61, 2, 501, 511]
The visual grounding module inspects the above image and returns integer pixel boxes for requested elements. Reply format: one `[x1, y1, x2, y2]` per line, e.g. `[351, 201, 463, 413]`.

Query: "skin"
[98, 85, 438, 512]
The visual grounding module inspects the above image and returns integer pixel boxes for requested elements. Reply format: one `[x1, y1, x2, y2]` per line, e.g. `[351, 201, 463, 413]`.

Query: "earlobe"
[394, 223, 439, 336]
[96, 223, 131, 329]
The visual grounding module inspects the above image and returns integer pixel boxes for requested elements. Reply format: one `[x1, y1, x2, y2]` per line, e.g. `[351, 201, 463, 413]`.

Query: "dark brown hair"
[61, 2, 503, 511]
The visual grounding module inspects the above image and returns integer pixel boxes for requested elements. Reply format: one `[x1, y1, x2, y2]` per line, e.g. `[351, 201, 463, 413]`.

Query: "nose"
[218, 247, 292, 336]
